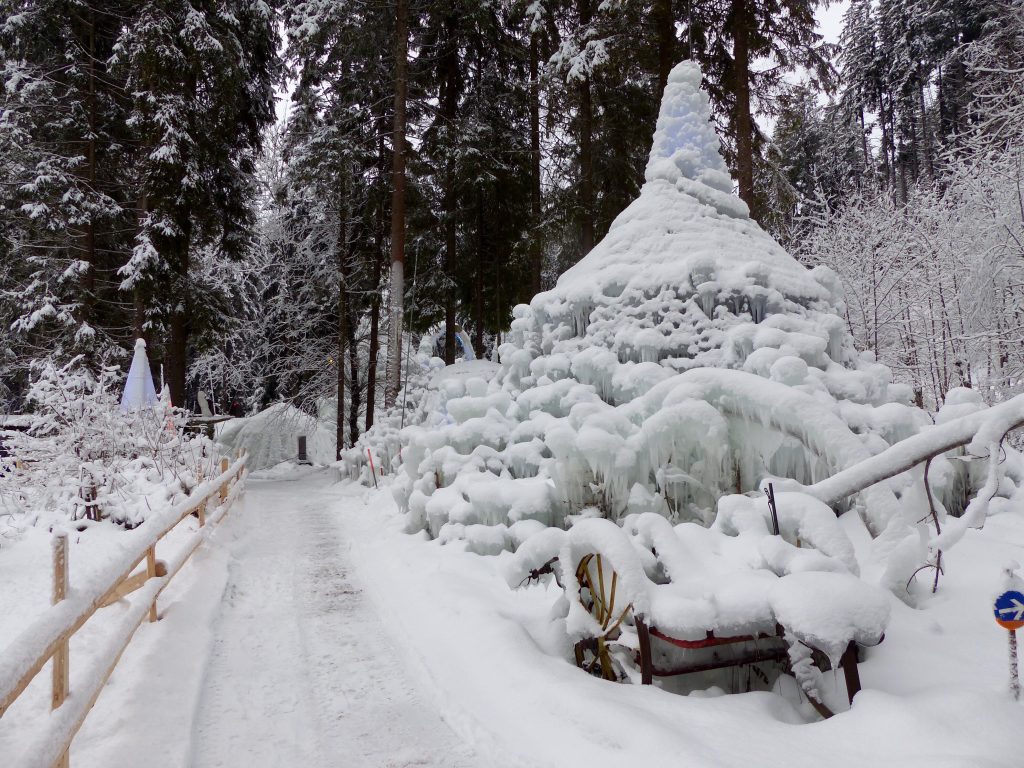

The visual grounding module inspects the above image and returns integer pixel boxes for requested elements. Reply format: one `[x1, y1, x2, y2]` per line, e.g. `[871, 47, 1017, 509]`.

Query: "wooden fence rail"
[0, 450, 247, 768]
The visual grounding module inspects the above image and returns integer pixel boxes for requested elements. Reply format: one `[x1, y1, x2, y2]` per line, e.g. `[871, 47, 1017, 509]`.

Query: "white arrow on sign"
[998, 598, 1024, 622]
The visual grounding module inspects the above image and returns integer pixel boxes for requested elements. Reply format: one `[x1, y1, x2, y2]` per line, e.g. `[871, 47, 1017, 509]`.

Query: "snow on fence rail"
[0, 450, 248, 768]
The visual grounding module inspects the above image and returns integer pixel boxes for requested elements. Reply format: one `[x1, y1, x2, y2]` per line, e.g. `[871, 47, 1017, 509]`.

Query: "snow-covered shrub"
[339, 338, 498, 486]
[216, 402, 336, 470]
[0, 357, 216, 532]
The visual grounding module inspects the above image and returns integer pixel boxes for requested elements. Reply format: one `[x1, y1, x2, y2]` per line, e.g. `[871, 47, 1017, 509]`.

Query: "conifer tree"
[114, 0, 279, 406]
[0, 0, 135, 369]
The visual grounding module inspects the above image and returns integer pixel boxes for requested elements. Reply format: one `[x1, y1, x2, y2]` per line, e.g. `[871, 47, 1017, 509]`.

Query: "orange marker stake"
[367, 449, 379, 490]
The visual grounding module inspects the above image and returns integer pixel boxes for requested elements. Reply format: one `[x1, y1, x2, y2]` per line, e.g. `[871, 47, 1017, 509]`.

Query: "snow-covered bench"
[508, 492, 889, 716]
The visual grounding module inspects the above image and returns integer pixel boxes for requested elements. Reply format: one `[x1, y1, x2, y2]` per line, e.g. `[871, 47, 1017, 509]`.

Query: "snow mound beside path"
[217, 403, 335, 470]
[350, 60, 1024, 618]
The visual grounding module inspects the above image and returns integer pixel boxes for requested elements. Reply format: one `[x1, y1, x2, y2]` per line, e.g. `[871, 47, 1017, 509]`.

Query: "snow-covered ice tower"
[387, 62, 1016, 596]
[523, 62, 878, 389]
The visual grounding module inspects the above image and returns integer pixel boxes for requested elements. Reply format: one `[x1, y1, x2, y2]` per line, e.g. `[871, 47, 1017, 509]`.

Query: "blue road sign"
[994, 590, 1024, 630]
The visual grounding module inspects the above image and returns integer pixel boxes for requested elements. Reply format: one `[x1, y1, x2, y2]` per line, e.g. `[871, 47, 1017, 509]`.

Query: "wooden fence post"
[1, 457, 248, 766]
[219, 457, 229, 503]
[52, 532, 70, 768]
[146, 546, 158, 623]
[196, 468, 206, 527]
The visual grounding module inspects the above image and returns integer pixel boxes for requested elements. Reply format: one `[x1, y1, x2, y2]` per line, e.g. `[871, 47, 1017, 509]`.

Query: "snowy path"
[188, 474, 484, 768]
[40, 466, 1024, 768]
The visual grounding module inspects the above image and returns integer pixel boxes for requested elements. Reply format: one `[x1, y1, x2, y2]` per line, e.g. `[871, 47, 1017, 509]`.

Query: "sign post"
[993, 590, 1024, 700]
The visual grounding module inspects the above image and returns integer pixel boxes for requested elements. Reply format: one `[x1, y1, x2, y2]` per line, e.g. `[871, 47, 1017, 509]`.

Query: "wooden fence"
[0, 450, 248, 768]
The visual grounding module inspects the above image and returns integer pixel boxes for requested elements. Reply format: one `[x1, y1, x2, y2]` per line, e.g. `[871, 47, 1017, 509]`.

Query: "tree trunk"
[732, 0, 755, 216]
[859, 108, 870, 177]
[878, 90, 892, 187]
[579, 75, 595, 255]
[165, 219, 192, 406]
[441, 16, 458, 365]
[347, 300, 360, 446]
[167, 308, 188, 406]
[473, 190, 485, 357]
[655, 0, 675, 96]
[133, 187, 147, 341]
[365, 220, 382, 432]
[385, 0, 409, 407]
[918, 68, 933, 179]
[337, 284, 347, 459]
[78, 8, 98, 361]
[337, 211, 347, 459]
[529, 32, 542, 296]
[366, 117, 389, 432]
[578, 0, 594, 256]
[443, 181, 457, 364]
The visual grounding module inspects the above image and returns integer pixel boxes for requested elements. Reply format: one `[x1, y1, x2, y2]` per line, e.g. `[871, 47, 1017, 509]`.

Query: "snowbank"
[346, 58, 1024, 661]
[216, 403, 335, 470]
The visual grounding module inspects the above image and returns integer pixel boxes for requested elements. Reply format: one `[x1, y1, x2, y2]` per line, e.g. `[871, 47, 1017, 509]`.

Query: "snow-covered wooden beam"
[803, 394, 1024, 505]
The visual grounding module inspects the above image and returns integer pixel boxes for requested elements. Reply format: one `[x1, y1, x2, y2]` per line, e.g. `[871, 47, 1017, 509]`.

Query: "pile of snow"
[349, 60, 1024, 623]
[216, 403, 335, 470]
[338, 351, 499, 486]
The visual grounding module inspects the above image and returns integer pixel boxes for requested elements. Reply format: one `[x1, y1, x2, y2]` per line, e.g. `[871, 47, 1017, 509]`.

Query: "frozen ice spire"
[644, 61, 748, 218]
[530, 55, 830, 346]
[120, 338, 158, 411]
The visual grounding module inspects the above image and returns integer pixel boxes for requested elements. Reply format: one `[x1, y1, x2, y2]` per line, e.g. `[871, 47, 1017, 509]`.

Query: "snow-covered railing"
[800, 394, 1024, 505]
[0, 450, 248, 768]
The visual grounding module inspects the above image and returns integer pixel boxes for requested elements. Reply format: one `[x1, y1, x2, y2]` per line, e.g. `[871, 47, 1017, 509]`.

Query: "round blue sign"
[994, 590, 1024, 630]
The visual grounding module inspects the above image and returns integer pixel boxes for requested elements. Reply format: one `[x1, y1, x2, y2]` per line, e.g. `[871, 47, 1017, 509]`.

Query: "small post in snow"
[1010, 631, 1020, 702]
[51, 531, 71, 764]
[196, 468, 206, 527]
[765, 482, 780, 536]
[367, 448, 379, 490]
[993, 587, 1024, 700]
[219, 457, 229, 503]
[51, 532, 70, 716]
[146, 545, 159, 622]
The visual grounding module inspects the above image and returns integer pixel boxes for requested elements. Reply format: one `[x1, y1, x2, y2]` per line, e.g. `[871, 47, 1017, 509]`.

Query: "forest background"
[1, 0, 1023, 457]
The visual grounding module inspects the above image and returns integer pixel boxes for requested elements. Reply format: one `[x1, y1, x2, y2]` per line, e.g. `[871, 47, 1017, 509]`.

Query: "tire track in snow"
[190, 473, 485, 768]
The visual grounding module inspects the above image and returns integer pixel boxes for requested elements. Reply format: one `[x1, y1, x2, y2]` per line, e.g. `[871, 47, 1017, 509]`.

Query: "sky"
[818, 1, 849, 45]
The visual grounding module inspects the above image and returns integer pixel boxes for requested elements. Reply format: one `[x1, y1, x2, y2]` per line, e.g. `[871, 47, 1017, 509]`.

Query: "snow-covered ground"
[3, 468, 1021, 767]
[346, 475, 1024, 768]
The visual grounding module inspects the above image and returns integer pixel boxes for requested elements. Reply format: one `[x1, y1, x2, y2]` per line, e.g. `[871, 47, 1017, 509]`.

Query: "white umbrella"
[120, 338, 158, 411]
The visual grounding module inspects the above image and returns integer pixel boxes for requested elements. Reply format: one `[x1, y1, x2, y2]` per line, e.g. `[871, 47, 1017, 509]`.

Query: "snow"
[347, 476, 1024, 766]
[3, 470, 1024, 765]
[335, 59, 1024, 634]
[187, 473, 480, 768]
[769, 572, 889, 663]
[802, 393, 1024, 507]
[216, 402, 335, 469]
[5, 52, 1023, 767]
[0, 456, 245, 726]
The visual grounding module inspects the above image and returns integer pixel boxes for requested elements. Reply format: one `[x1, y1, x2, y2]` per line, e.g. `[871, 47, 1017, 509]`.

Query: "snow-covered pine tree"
[417, 0, 535, 361]
[113, 0, 279, 408]
[0, 0, 135, 372]
[283, 0, 398, 450]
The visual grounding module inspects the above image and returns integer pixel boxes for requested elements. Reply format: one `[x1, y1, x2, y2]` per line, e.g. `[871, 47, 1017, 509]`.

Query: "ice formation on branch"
[350, 62, 1024, 605]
